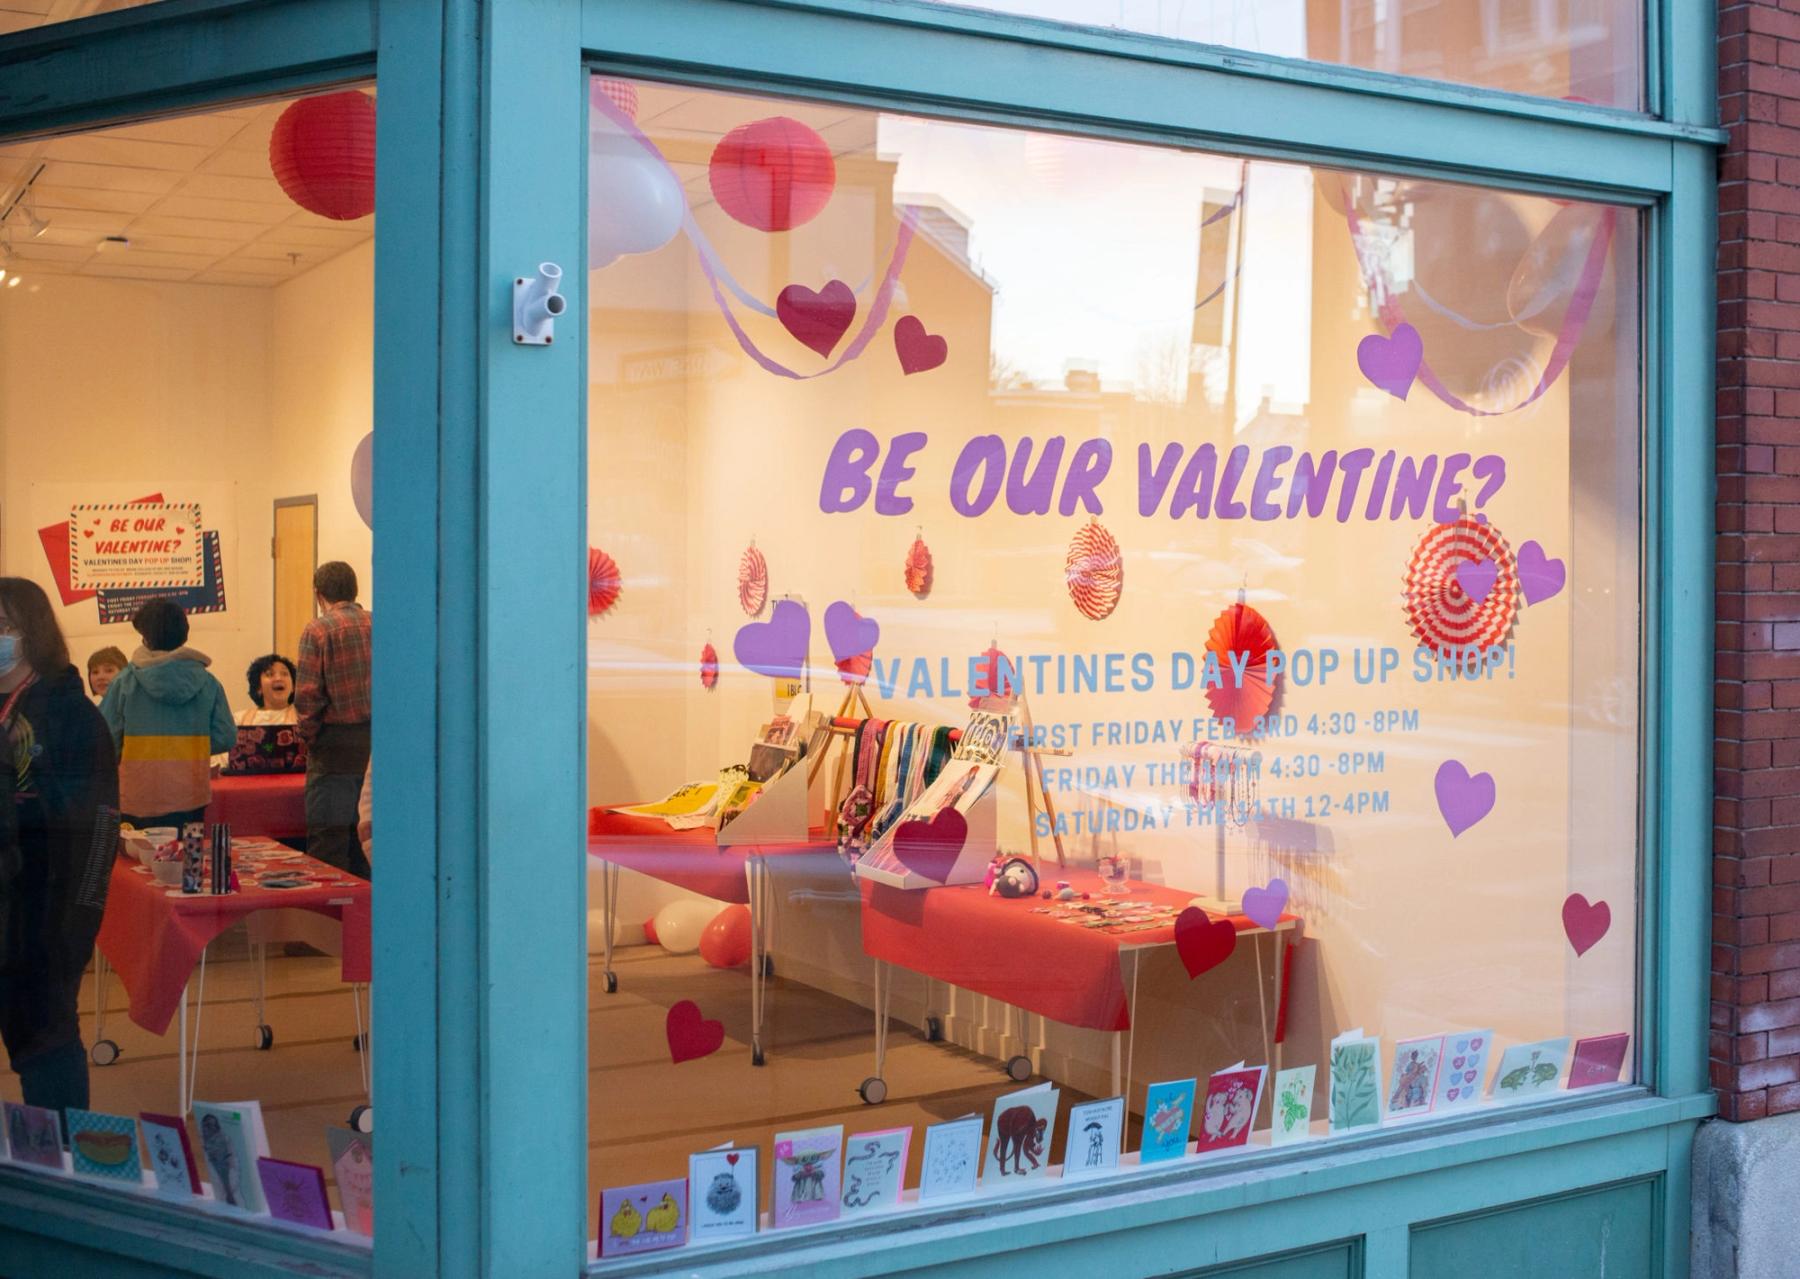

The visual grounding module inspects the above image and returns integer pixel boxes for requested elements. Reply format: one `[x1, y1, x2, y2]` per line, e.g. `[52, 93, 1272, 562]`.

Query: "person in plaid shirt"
[296, 561, 371, 878]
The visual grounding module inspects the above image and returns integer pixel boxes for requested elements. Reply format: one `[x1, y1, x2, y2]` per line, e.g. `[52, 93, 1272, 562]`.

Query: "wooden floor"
[2, 934, 1106, 1237]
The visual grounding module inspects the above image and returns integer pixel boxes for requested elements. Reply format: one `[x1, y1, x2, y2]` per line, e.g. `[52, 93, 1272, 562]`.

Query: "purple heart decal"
[1470, 1037, 1483, 1051]
[1452, 1056, 1466, 1070]
[1356, 322, 1423, 400]
[777, 280, 856, 359]
[1446, 1087, 1459, 1101]
[1435, 760, 1495, 837]
[733, 599, 809, 680]
[892, 808, 969, 883]
[1241, 877, 1289, 930]
[823, 600, 879, 664]
[1455, 557, 1498, 605]
[1464, 1070, 1476, 1083]
[1517, 540, 1566, 606]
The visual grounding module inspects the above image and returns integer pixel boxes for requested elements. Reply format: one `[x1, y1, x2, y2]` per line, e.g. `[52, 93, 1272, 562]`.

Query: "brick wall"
[1714, 0, 1800, 1124]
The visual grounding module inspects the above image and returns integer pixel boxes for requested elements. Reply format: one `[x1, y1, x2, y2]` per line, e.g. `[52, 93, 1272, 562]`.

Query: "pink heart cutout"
[666, 999, 724, 1064]
[1464, 1070, 1476, 1083]
[1470, 1037, 1483, 1050]
[1562, 893, 1611, 957]
[777, 279, 855, 358]
[1452, 1056, 1465, 1069]
[1517, 540, 1566, 606]
[892, 807, 969, 883]
[894, 315, 948, 375]
[1174, 907, 1237, 979]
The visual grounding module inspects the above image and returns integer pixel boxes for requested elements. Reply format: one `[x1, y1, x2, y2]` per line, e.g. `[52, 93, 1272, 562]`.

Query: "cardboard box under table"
[856, 869, 1300, 1106]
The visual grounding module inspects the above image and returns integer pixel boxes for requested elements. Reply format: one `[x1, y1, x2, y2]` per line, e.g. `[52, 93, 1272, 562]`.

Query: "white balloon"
[652, 899, 718, 955]
[588, 130, 685, 269]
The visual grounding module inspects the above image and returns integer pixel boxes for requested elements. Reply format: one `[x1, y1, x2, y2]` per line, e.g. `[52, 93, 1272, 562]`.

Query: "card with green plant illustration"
[1270, 1065, 1316, 1146]
[1490, 1037, 1570, 1100]
[1328, 1030, 1381, 1133]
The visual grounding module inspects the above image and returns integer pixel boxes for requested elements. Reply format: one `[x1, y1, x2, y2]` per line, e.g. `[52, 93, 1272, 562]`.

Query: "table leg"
[749, 857, 766, 1066]
[1125, 950, 1141, 1110]
[353, 984, 370, 1097]
[1273, 928, 1285, 1076]
[599, 859, 618, 995]
[1255, 933, 1271, 1075]
[93, 951, 110, 1044]
[178, 978, 188, 1116]
[873, 960, 887, 1079]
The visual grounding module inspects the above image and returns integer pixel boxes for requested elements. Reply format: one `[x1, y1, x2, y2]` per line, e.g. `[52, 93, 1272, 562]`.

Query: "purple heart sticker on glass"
[1464, 1070, 1476, 1083]
[1446, 1087, 1459, 1101]
[1435, 759, 1496, 837]
[733, 598, 809, 680]
[1452, 1056, 1466, 1070]
[1241, 877, 1289, 931]
[1517, 540, 1567, 606]
[1356, 322, 1423, 401]
[823, 600, 879, 664]
[1455, 557, 1498, 605]
[1470, 1037, 1483, 1051]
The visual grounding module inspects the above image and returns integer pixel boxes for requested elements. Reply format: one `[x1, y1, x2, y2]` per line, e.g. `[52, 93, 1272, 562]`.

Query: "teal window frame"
[0, 1, 1715, 1277]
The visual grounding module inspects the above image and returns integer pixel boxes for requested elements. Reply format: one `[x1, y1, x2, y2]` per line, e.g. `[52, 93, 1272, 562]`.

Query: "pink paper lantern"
[708, 116, 836, 233]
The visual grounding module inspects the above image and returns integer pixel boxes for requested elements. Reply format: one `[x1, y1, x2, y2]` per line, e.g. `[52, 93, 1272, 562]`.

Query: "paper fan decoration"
[738, 543, 768, 617]
[699, 642, 719, 689]
[588, 547, 622, 617]
[969, 643, 1016, 710]
[836, 651, 872, 686]
[1204, 602, 1280, 736]
[904, 533, 934, 598]
[1403, 517, 1519, 651]
[1065, 519, 1123, 620]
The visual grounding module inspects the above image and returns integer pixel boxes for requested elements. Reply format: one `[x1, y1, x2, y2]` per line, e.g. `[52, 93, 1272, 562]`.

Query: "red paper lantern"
[708, 116, 836, 233]
[269, 92, 376, 221]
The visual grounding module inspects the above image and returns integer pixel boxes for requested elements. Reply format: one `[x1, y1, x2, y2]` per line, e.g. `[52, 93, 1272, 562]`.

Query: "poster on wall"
[95, 531, 227, 623]
[36, 491, 163, 606]
[67, 502, 204, 590]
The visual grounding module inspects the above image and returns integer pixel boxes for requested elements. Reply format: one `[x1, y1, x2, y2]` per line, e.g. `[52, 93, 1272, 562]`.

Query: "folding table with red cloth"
[857, 868, 1300, 1105]
[205, 773, 308, 840]
[94, 841, 371, 1115]
[588, 807, 843, 1066]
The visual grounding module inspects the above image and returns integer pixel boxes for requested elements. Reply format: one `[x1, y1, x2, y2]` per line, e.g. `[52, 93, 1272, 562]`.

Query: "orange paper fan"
[1203, 601, 1279, 735]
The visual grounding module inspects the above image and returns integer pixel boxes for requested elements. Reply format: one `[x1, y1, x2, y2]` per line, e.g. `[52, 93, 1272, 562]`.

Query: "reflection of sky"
[877, 112, 1315, 420]
[916, 0, 1309, 55]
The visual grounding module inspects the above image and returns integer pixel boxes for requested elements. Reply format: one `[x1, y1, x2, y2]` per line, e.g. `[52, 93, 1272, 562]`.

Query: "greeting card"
[256, 1158, 334, 1230]
[141, 1113, 201, 1196]
[1270, 1065, 1316, 1146]
[1433, 1029, 1494, 1109]
[689, 1144, 758, 1242]
[326, 1127, 374, 1236]
[772, 1125, 843, 1229]
[841, 1129, 909, 1216]
[980, 1084, 1060, 1182]
[3, 1101, 64, 1171]
[1491, 1037, 1572, 1100]
[1064, 1097, 1125, 1177]
[918, 1116, 983, 1200]
[1140, 1078, 1197, 1163]
[1195, 1063, 1265, 1154]
[191, 1100, 271, 1212]
[1568, 1034, 1630, 1089]
[1329, 1029, 1382, 1133]
[66, 1108, 141, 1183]
[600, 1177, 687, 1258]
[1386, 1035, 1445, 1118]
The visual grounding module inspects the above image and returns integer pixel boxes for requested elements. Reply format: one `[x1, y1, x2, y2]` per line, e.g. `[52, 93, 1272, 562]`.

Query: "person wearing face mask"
[0, 577, 120, 1120]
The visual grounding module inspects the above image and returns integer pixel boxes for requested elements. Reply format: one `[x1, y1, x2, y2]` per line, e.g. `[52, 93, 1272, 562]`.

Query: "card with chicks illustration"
[600, 1177, 687, 1258]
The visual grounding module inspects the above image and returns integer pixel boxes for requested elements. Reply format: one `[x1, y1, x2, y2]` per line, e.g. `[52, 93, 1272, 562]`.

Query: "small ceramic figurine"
[987, 855, 1040, 898]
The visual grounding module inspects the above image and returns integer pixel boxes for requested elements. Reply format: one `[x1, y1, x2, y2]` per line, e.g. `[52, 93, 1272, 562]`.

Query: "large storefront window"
[0, 90, 376, 1241]
[584, 74, 1641, 1255]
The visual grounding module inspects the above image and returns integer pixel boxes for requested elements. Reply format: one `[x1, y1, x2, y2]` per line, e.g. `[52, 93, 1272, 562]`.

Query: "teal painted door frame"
[0, 1, 1716, 1277]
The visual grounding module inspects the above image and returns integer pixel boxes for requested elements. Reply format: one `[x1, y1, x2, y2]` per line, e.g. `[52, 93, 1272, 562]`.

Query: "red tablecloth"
[96, 844, 371, 1035]
[205, 774, 307, 840]
[588, 809, 835, 903]
[859, 870, 1299, 1032]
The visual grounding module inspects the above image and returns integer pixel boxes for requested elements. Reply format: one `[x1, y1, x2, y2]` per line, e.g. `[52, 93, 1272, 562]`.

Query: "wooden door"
[272, 496, 318, 656]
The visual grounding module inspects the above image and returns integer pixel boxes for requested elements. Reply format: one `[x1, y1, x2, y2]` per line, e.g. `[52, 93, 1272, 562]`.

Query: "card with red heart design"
[689, 1143, 759, 1241]
[1433, 1029, 1493, 1110]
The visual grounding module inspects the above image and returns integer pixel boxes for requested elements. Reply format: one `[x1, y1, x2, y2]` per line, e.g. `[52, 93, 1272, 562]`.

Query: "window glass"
[0, 0, 164, 36]
[586, 76, 1639, 1252]
[919, 0, 1641, 110]
[0, 89, 377, 1239]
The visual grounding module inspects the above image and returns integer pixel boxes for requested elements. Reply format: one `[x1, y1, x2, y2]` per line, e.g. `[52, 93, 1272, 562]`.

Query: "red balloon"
[269, 91, 376, 221]
[641, 915, 659, 946]
[708, 116, 836, 232]
[698, 904, 753, 969]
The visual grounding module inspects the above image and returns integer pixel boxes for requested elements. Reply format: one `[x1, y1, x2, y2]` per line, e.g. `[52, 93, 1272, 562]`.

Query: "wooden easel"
[1012, 686, 1068, 870]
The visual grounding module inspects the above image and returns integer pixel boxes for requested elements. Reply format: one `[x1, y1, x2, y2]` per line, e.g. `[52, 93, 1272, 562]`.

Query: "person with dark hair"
[209, 654, 300, 771]
[84, 645, 128, 701]
[0, 577, 120, 1119]
[296, 561, 371, 878]
[97, 599, 234, 828]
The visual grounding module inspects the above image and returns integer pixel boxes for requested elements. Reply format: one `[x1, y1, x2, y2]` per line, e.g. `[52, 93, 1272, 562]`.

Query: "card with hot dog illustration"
[66, 1109, 142, 1183]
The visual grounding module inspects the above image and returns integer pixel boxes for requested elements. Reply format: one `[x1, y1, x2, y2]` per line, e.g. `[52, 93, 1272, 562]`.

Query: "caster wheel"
[352, 1032, 369, 1052]
[752, 1044, 766, 1067]
[925, 1016, 943, 1043]
[859, 1076, 889, 1105]
[255, 1024, 274, 1051]
[349, 1104, 374, 1134]
[761, 955, 775, 978]
[1005, 1054, 1032, 1082]
[603, 970, 618, 994]
[90, 1039, 120, 1067]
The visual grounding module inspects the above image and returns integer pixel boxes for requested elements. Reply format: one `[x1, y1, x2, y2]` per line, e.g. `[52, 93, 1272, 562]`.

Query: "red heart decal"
[894, 315, 948, 375]
[725, 1152, 740, 1166]
[891, 807, 969, 883]
[666, 999, 725, 1064]
[176, 526, 186, 534]
[1562, 893, 1611, 957]
[81, 530, 92, 538]
[1174, 906, 1237, 979]
[776, 279, 855, 359]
